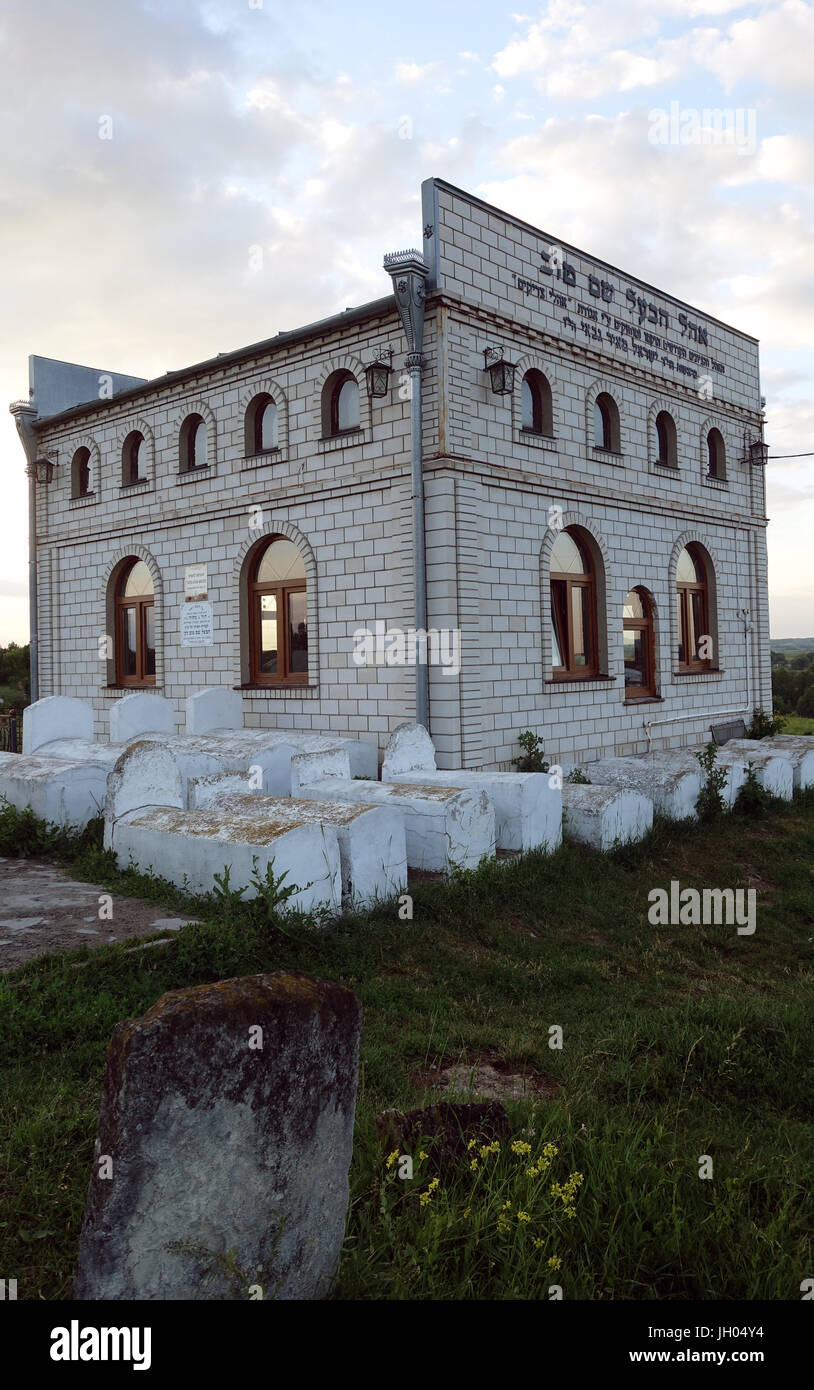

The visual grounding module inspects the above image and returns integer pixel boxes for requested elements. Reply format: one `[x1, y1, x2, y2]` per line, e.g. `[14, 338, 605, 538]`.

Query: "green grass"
[1, 794, 813, 1301]
[781, 715, 814, 736]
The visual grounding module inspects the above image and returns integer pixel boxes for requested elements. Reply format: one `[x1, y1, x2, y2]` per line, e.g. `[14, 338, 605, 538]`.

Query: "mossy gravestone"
[73, 972, 362, 1300]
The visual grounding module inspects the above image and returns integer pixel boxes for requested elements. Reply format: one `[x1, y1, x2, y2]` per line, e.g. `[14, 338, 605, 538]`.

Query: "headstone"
[73, 972, 362, 1300]
[22, 695, 95, 754]
[561, 783, 653, 850]
[381, 721, 437, 778]
[104, 742, 184, 850]
[185, 687, 244, 736]
[109, 691, 176, 743]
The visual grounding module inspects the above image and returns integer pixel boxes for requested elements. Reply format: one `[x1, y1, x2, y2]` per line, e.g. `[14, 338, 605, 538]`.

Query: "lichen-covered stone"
[73, 971, 362, 1301]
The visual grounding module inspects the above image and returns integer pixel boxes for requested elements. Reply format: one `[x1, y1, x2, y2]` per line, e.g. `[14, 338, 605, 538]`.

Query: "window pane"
[123, 561, 153, 597]
[256, 538, 306, 584]
[521, 376, 534, 430]
[260, 401, 277, 450]
[685, 588, 697, 661]
[551, 580, 567, 668]
[192, 421, 207, 468]
[594, 400, 605, 446]
[677, 593, 685, 664]
[676, 547, 700, 584]
[120, 607, 137, 677]
[337, 378, 359, 430]
[144, 604, 156, 676]
[551, 529, 588, 575]
[571, 585, 590, 667]
[258, 593, 278, 675]
[624, 628, 646, 689]
[623, 589, 645, 620]
[691, 591, 705, 659]
[288, 590, 308, 673]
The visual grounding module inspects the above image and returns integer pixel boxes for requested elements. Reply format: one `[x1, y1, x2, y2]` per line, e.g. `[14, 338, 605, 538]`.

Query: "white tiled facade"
[27, 178, 771, 771]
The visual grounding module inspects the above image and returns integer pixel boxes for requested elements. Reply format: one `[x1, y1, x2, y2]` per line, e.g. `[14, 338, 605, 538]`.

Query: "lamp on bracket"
[365, 349, 393, 398]
[483, 346, 516, 396]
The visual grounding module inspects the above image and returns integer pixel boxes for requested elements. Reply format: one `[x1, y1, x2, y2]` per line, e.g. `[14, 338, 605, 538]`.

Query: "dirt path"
[0, 858, 199, 972]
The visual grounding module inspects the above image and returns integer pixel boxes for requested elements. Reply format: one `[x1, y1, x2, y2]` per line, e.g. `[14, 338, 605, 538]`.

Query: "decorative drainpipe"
[383, 249, 430, 731]
[9, 402, 40, 703]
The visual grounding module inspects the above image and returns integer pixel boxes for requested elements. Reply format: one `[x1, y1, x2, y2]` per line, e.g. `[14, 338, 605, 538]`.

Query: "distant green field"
[782, 715, 814, 736]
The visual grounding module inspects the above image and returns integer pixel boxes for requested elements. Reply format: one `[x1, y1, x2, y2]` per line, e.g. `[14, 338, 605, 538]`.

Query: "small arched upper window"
[114, 558, 155, 687]
[550, 527, 598, 678]
[676, 545, 711, 669]
[248, 536, 308, 685]
[623, 587, 656, 698]
[179, 413, 207, 472]
[122, 430, 144, 486]
[593, 393, 620, 453]
[655, 411, 677, 468]
[71, 446, 92, 499]
[707, 428, 726, 479]
[245, 393, 278, 455]
[323, 371, 360, 437]
[521, 370, 553, 436]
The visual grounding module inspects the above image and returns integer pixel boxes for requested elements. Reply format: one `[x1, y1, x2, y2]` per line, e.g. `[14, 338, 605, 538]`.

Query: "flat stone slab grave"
[188, 782, 407, 910]
[73, 972, 362, 1300]
[292, 749, 496, 873]
[0, 858, 199, 973]
[383, 768, 561, 852]
[0, 752, 108, 829]
[694, 743, 794, 800]
[641, 750, 746, 809]
[723, 737, 814, 791]
[585, 757, 701, 821]
[111, 803, 343, 914]
[561, 783, 654, 851]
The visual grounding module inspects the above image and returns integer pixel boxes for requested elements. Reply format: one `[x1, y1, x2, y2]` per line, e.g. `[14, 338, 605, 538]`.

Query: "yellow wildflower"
[469, 1159, 479, 1172]
[511, 1140, 532, 1157]
[547, 1254, 562, 1272]
[385, 1150, 399, 1170]
[517, 1210, 531, 1223]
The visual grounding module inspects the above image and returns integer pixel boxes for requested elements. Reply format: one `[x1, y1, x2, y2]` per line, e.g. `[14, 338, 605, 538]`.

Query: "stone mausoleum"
[10, 179, 771, 772]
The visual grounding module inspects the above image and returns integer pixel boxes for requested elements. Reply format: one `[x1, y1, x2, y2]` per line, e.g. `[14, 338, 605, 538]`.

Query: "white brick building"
[11, 179, 771, 771]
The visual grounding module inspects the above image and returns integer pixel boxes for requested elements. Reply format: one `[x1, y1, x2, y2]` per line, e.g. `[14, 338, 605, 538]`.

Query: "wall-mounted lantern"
[365, 349, 393, 398]
[483, 347, 516, 396]
[748, 438, 769, 467]
[27, 457, 55, 484]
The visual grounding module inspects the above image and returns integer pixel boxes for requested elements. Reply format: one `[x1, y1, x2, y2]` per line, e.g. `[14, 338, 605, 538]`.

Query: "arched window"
[323, 371, 360, 437]
[122, 430, 144, 486]
[655, 411, 677, 467]
[114, 559, 155, 687]
[521, 370, 553, 435]
[550, 527, 598, 678]
[71, 446, 92, 498]
[245, 394, 278, 455]
[593, 392, 620, 452]
[179, 413, 207, 472]
[707, 428, 726, 479]
[676, 545, 711, 670]
[623, 588, 655, 698]
[248, 536, 308, 685]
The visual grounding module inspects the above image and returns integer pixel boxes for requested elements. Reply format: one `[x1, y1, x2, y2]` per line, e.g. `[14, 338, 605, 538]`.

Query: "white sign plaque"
[180, 601, 213, 647]
[184, 563, 208, 600]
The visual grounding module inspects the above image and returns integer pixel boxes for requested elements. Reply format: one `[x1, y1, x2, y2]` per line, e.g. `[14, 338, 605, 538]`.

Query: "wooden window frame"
[114, 565, 156, 688]
[71, 447, 92, 499]
[623, 588, 656, 699]
[707, 428, 726, 480]
[550, 533, 598, 680]
[122, 431, 144, 486]
[677, 549, 711, 671]
[179, 414, 206, 473]
[520, 370, 553, 436]
[329, 373, 359, 437]
[248, 543, 308, 686]
[656, 411, 677, 468]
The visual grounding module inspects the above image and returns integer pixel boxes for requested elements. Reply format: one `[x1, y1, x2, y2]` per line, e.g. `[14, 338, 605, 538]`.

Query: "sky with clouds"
[0, 0, 811, 642]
